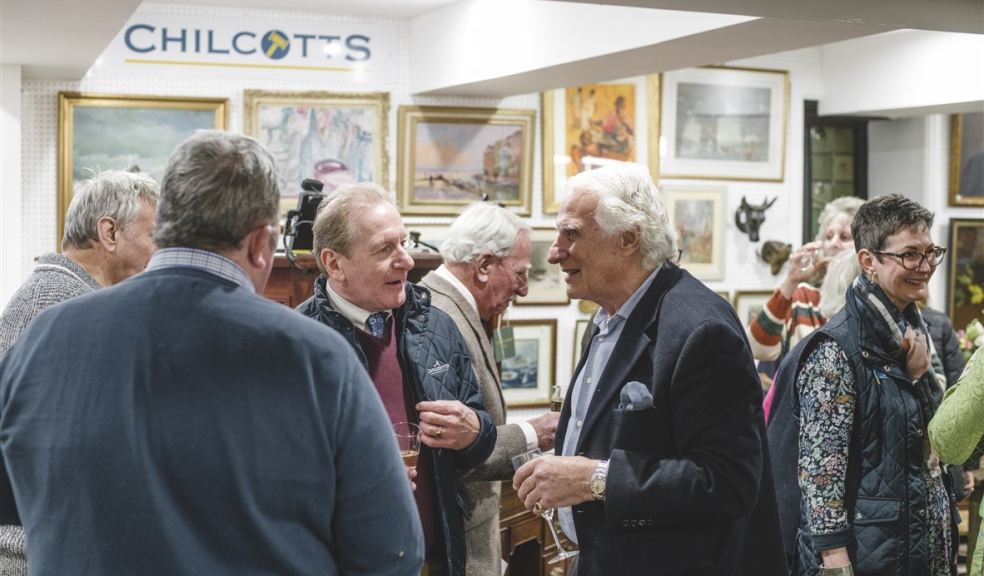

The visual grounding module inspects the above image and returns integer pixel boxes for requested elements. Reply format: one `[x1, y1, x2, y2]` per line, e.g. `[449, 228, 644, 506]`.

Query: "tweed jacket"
[0, 252, 101, 576]
[419, 271, 529, 576]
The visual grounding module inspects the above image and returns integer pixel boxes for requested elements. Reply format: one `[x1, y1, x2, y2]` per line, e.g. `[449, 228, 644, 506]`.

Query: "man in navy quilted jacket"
[297, 182, 496, 576]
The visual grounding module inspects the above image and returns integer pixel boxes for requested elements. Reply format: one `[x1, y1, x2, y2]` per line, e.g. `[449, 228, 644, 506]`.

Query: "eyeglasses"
[498, 259, 529, 289]
[872, 246, 947, 270]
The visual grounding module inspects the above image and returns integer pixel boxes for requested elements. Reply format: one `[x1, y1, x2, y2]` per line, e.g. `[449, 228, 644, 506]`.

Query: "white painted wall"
[821, 30, 984, 117]
[1, 64, 23, 308]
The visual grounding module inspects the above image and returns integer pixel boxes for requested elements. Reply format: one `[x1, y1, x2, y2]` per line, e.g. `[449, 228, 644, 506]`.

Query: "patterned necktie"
[366, 312, 388, 338]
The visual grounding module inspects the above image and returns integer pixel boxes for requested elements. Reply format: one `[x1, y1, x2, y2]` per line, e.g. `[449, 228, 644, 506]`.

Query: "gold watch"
[589, 460, 609, 501]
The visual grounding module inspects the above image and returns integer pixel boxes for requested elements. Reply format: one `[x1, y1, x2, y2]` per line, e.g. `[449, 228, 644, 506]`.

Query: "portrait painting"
[57, 92, 227, 243]
[397, 106, 534, 215]
[949, 112, 984, 206]
[662, 186, 726, 280]
[500, 320, 557, 408]
[243, 90, 389, 217]
[516, 228, 570, 306]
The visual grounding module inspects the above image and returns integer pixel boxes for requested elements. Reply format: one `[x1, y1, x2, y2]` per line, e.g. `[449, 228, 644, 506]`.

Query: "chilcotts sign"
[95, 14, 398, 82]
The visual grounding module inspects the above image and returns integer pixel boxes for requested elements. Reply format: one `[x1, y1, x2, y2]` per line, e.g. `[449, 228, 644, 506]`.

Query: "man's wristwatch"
[589, 460, 609, 501]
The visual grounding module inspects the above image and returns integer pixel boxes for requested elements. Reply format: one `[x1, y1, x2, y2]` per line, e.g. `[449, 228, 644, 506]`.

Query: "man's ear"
[619, 228, 641, 253]
[320, 248, 345, 282]
[246, 225, 274, 270]
[476, 253, 495, 284]
[96, 216, 120, 252]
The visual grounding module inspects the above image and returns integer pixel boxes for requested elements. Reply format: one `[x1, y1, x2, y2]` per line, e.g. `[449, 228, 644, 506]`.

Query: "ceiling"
[2, 0, 982, 85]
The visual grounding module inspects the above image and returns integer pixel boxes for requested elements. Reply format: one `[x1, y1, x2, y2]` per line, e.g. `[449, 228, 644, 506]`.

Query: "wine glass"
[393, 422, 420, 471]
[511, 449, 579, 565]
[797, 248, 816, 272]
[550, 384, 565, 412]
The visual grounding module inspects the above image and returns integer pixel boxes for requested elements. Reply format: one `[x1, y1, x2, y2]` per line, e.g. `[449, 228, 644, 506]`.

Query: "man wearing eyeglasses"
[418, 202, 560, 576]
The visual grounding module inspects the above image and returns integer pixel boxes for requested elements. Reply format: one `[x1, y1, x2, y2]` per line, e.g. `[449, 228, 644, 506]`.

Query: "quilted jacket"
[296, 277, 496, 576]
[795, 279, 955, 576]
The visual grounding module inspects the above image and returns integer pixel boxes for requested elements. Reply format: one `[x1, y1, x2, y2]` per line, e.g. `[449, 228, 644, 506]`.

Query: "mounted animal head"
[758, 240, 792, 275]
[734, 196, 777, 242]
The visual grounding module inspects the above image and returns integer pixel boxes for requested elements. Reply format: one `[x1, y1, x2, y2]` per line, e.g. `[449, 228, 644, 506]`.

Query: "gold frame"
[542, 75, 660, 214]
[947, 218, 984, 329]
[659, 65, 789, 182]
[515, 227, 571, 306]
[948, 113, 984, 207]
[243, 90, 389, 217]
[501, 319, 557, 409]
[733, 290, 774, 326]
[57, 92, 228, 243]
[397, 105, 534, 216]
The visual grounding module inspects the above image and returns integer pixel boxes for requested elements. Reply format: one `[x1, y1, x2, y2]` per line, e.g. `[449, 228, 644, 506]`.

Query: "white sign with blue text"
[95, 14, 398, 83]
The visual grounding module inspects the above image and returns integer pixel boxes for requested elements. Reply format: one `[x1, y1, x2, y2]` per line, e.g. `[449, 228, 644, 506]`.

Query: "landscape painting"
[663, 186, 726, 280]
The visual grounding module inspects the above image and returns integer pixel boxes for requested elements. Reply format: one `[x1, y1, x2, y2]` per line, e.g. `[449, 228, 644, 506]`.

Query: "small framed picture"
[396, 105, 535, 215]
[501, 319, 557, 408]
[947, 218, 984, 329]
[733, 290, 774, 326]
[662, 186, 727, 281]
[516, 228, 570, 306]
[948, 112, 984, 207]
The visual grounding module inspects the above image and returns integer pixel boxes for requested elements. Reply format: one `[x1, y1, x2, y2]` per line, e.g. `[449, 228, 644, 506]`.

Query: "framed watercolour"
[542, 75, 660, 213]
[397, 106, 535, 216]
[500, 319, 557, 408]
[662, 186, 727, 281]
[947, 219, 984, 330]
[516, 228, 570, 306]
[733, 290, 773, 326]
[243, 90, 389, 218]
[57, 92, 228, 243]
[948, 112, 984, 207]
[660, 66, 789, 181]
[573, 319, 592, 370]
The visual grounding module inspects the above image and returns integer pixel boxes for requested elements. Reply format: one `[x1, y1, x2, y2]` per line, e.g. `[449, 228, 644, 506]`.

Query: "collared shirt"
[324, 278, 390, 334]
[146, 248, 254, 293]
[431, 265, 538, 450]
[558, 265, 662, 544]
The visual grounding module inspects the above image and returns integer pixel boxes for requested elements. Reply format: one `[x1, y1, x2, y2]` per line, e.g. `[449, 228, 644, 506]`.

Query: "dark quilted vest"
[794, 289, 950, 576]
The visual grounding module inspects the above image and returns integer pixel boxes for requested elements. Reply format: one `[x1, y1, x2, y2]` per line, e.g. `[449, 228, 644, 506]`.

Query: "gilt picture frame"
[948, 112, 984, 207]
[397, 106, 534, 216]
[541, 75, 660, 213]
[660, 66, 789, 181]
[947, 218, 984, 329]
[57, 92, 228, 243]
[501, 319, 557, 408]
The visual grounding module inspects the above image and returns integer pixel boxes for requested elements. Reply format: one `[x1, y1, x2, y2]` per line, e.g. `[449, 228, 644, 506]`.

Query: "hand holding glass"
[393, 422, 420, 471]
[511, 449, 578, 564]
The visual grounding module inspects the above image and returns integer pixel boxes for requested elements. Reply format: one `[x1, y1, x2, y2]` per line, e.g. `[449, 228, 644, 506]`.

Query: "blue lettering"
[345, 35, 370, 61]
[294, 34, 315, 57]
[194, 29, 201, 53]
[124, 24, 155, 53]
[232, 31, 256, 54]
[207, 30, 230, 54]
[161, 27, 187, 53]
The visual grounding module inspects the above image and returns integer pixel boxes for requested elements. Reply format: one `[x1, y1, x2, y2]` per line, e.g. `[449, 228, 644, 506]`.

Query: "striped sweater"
[749, 283, 824, 362]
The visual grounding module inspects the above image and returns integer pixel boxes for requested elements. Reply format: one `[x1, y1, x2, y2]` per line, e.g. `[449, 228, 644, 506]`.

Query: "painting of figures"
[663, 186, 726, 280]
[398, 106, 534, 215]
[243, 90, 389, 217]
[564, 83, 637, 176]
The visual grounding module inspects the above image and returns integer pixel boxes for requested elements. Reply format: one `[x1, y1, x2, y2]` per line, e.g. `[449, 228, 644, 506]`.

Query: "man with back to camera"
[0, 131, 424, 575]
[0, 169, 159, 574]
[512, 162, 786, 575]
[297, 182, 496, 576]
[418, 202, 560, 576]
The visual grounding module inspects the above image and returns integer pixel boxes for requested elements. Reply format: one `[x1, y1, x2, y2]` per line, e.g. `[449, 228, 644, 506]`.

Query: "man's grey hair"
[62, 170, 160, 251]
[851, 193, 934, 253]
[312, 182, 393, 273]
[566, 162, 678, 270]
[819, 249, 861, 318]
[440, 202, 531, 264]
[155, 130, 280, 251]
[815, 196, 864, 243]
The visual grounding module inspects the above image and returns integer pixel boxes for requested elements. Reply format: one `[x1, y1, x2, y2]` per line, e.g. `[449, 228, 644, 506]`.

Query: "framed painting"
[516, 228, 570, 306]
[542, 75, 660, 213]
[243, 90, 389, 218]
[662, 186, 727, 281]
[397, 106, 534, 216]
[573, 318, 592, 370]
[948, 112, 984, 207]
[733, 290, 773, 326]
[947, 218, 984, 330]
[501, 319, 557, 408]
[57, 92, 228, 243]
[660, 66, 789, 181]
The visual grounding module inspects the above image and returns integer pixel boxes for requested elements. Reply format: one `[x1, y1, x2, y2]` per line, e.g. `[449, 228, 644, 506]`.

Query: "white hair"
[819, 249, 861, 318]
[566, 163, 678, 270]
[62, 170, 160, 250]
[815, 196, 864, 242]
[440, 202, 531, 264]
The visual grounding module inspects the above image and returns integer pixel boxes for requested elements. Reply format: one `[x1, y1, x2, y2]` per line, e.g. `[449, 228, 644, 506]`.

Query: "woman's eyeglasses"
[872, 246, 947, 270]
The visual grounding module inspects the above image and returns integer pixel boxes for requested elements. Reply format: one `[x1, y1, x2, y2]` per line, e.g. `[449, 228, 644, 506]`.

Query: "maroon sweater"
[357, 318, 439, 558]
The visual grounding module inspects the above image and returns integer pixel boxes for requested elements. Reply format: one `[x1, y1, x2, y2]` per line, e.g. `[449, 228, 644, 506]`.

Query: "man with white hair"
[418, 202, 559, 576]
[512, 162, 785, 575]
[0, 169, 159, 572]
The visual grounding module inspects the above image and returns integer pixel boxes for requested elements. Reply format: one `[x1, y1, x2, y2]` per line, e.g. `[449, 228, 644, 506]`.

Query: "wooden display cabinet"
[500, 481, 577, 576]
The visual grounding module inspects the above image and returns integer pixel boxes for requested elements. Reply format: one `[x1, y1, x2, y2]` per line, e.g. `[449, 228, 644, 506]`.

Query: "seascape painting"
[501, 338, 539, 390]
[675, 82, 771, 162]
[412, 122, 522, 203]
